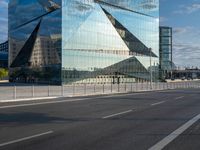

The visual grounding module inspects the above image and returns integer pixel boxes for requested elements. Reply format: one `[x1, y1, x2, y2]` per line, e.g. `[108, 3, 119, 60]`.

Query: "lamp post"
[149, 48, 152, 90]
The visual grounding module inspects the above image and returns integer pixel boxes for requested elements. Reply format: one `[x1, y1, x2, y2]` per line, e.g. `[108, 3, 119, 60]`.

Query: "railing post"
[136, 82, 138, 91]
[32, 85, 34, 98]
[141, 82, 143, 91]
[111, 83, 112, 93]
[48, 85, 50, 97]
[84, 83, 86, 95]
[73, 84, 75, 96]
[94, 84, 96, 93]
[118, 83, 120, 92]
[62, 85, 64, 97]
[131, 82, 133, 92]
[14, 85, 16, 99]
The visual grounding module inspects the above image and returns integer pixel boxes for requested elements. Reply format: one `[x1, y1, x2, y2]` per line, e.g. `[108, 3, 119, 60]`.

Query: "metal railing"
[0, 81, 200, 101]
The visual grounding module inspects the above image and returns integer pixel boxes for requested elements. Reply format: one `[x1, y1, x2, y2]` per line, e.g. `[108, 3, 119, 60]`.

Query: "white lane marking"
[148, 114, 200, 150]
[100, 92, 145, 99]
[0, 131, 53, 147]
[0, 98, 90, 109]
[0, 97, 58, 103]
[102, 110, 133, 119]
[151, 101, 165, 106]
[0, 93, 146, 109]
[175, 96, 184, 100]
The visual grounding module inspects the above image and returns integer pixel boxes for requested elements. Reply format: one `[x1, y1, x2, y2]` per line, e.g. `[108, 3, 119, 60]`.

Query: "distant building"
[172, 68, 200, 80]
[159, 26, 174, 80]
[0, 41, 8, 68]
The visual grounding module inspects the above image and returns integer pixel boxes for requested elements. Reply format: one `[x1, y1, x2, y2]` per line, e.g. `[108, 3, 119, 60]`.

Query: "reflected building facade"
[9, 0, 159, 84]
[159, 26, 174, 79]
[0, 41, 8, 68]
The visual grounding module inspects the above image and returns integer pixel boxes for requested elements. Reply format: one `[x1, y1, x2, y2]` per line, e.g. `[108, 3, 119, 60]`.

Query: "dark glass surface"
[9, 0, 61, 84]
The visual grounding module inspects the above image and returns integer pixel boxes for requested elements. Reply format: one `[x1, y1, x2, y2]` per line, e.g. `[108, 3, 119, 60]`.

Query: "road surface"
[0, 89, 200, 150]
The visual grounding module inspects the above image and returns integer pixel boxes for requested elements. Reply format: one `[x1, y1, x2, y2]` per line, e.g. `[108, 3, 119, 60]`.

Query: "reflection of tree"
[0, 68, 8, 80]
[10, 66, 61, 84]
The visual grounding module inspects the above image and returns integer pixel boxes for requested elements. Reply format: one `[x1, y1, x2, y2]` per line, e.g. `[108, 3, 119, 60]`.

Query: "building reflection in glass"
[9, 0, 159, 84]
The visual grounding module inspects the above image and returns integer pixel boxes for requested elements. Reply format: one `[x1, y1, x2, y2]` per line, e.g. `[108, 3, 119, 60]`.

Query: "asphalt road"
[0, 89, 200, 150]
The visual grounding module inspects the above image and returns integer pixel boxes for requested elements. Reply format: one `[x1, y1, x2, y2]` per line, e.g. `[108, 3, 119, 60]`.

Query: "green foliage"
[0, 68, 8, 80]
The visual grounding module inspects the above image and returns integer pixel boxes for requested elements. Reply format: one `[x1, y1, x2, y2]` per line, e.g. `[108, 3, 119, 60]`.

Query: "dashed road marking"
[0, 131, 53, 147]
[102, 110, 133, 119]
[151, 101, 165, 106]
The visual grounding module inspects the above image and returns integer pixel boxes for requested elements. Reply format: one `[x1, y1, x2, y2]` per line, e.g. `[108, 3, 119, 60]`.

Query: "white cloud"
[0, 0, 8, 9]
[173, 44, 200, 68]
[174, 3, 200, 14]
[159, 16, 167, 24]
[171, 25, 200, 67]
[173, 26, 194, 34]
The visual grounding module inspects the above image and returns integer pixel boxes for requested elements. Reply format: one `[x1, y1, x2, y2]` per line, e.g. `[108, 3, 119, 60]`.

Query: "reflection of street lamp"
[149, 48, 152, 90]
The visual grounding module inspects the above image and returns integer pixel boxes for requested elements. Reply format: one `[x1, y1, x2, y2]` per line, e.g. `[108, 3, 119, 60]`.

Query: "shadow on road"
[0, 112, 90, 125]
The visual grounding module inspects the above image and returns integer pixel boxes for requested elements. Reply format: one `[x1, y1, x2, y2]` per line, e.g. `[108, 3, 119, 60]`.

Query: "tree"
[0, 68, 8, 80]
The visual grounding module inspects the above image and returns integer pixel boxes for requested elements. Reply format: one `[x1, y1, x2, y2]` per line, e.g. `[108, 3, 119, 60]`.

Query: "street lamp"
[149, 48, 152, 90]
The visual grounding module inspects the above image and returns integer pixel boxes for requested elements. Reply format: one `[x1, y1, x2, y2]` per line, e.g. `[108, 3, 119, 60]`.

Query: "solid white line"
[0, 97, 59, 103]
[148, 114, 200, 150]
[151, 101, 165, 106]
[0, 93, 147, 109]
[100, 92, 145, 99]
[0, 98, 90, 109]
[102, 110, 133, 119]
[175, 96, 184, 100]
[0, 131, 53, 147]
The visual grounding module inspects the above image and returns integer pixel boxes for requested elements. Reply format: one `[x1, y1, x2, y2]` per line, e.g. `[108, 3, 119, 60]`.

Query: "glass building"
[0, 41, 8, 68]
[9, 0, 159, 84]
[159, 26, 174, 79]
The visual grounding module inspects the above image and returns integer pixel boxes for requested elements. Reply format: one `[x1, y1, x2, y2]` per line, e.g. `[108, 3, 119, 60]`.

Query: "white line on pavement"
[0, 98, 90, 109]
[175, 96, 184, 100]
[0, 131, 53, 147]
[102, 110, 133, 119]
[0, 97, 59, 103]
[0, 93, 146, 109]
[151, 101, 165, 106]
[99, 92, 145, 99]
[148, 113, 200, 150]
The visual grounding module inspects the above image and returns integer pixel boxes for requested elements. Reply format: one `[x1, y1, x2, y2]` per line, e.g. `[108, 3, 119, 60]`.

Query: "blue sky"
[0, 0, 200, 67]
[160, 0, 200, 68]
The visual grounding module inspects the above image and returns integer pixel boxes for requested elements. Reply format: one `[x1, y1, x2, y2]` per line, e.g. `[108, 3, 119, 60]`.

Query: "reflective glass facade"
[0, 41, 8, 68]
[159, 26, 173, 79]
[9, 0, 159, 84]
[9, 0, 61, 84]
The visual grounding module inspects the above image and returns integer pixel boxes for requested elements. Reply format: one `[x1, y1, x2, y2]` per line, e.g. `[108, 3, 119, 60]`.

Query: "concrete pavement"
[0, 89, 200, 150]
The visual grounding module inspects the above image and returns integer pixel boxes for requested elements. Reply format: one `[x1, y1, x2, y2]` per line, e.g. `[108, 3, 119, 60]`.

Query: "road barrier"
[0, 81, 200, 101]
